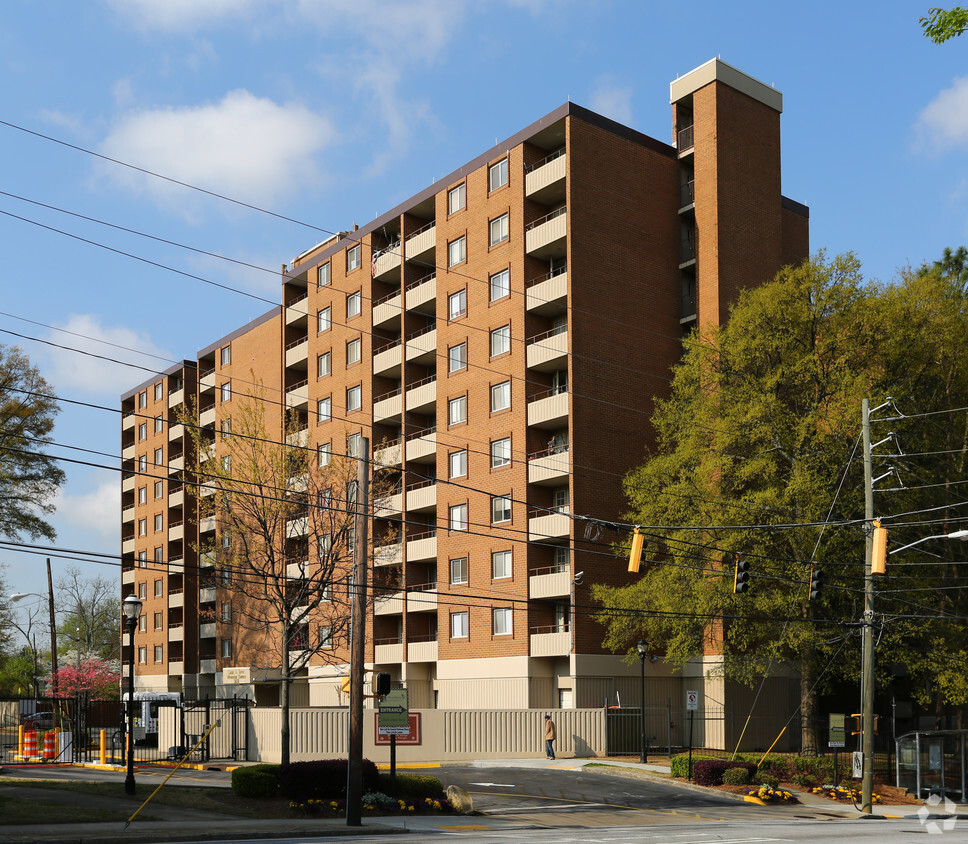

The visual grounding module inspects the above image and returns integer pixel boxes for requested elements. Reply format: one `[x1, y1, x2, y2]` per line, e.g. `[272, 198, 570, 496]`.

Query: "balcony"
[200, 587, 217, 604]
[168, 626, 184, 643]
[287, 516, 308, 538]
[200, 622, 216, 639]
[404, 221, 436, 263]
[374, 641, 404, 664]
[375, 541, 403, 567]
[168, 557, 184, 575]
[405, 428, 436, 463]
[529, 511, 570, 542]
[168, 590, 185, 609]
[168, 521, 184, 542]
[168, 423, 184, 444]
[375, 591, 405, 615]
[406, 583, 437, 612]
[373, 341, 403, 377]
[287, 428, 309, 449]
[372, 291, 402, 328]
[168, 488, 184, 508]
[405, 273, 436, 314]
[527, 388, 569, 429]
[122, 538, 135, 555]
[168, 455, 185, 474]
[528, 446, 570, 485]
[200, 659, 217, 674]
[200, 551, 216, 568]
[406, 481, 436, 513]
[679, 179, 695, 211]
[200, 514, 216, 534]
[530, 626, 571, 657]
[526, 327, 568, 371]
[373, 389, 402, 424]
[677, 125, 694, 154]
[407, 639, 438, 662]
[122, 475, 135, 494]
[525, 207, 566, 259]
[406, 529, 436, 562]
[122, 413, 136, 431]
[122, 444, 135, 461]
[199, 369, 216, 393]
[372, 242, 401, 279]
[285, 380, 309, 410]
[405, 376, 436, 414]
[526, 269, 567, 315]
[285, 293, 308, 325]
[375, 490, 403, 517]
[122, 505, 135, 524]
[529, 566, 571, 599]
[170, 661, 185, 675]
[374, 438, 402, 468]
[285, 337, 309, 368]
[122, 569, 135, 585]
[405, 326, 437, 365]
[168, 387, 185, 409]
[525, 148, 566, 204]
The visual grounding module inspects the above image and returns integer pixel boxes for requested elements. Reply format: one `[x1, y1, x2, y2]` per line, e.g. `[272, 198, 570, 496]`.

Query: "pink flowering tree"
[45, 659, 120, 699]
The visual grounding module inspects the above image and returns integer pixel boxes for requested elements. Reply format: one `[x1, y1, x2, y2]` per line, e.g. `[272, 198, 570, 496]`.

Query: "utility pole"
[861, 399, 875, 814]
[346, 437, 370, 826]
[47, 558, 58, 698]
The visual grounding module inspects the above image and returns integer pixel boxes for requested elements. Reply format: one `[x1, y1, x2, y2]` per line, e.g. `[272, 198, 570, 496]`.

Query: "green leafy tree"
[55, 566, 120, 663]
[593, 252, 968, 748]
[0, 344, 64, 540]
[921, 6, 968, 42]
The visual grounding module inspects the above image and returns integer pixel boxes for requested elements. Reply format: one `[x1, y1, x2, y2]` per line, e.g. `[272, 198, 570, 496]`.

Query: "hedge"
[231, 764, 281, 798]
[277, 758, 380, 802]
[669, 754, 721, 778]
[693, 760, 757, 787]
[378, 773, 446, 799]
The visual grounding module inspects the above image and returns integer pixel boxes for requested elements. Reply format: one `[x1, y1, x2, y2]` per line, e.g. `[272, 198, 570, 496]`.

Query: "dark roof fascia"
[121, 360, 197, 402]
[781, 195, 809, 218]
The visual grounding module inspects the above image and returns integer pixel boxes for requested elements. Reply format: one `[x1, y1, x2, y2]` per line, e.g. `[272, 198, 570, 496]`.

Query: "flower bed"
[746, 785, 799, 804]
[288, 794, 453, 817]
[810, 785, 881, 804]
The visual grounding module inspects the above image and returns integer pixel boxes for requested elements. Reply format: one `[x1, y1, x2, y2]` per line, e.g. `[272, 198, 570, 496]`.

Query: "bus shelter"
[896, 729, 967, 802]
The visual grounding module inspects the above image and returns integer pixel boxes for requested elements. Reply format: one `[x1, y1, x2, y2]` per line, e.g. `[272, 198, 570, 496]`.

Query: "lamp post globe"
[636, 640, 648, 764]
[121, 595, 142, 796]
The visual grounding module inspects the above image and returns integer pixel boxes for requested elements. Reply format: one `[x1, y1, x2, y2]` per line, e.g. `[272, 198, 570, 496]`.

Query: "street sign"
[686, 690, 699, 711]
[828, 713, 846, 748]
[852, 751, 863, 779]
[378, 689, 409, 735]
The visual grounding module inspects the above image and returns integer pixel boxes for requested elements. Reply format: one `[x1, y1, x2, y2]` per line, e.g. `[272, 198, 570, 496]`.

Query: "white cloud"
[98, 90, 334, 211]
[42, 315, 173, 398]
[589, 75, 634, 126]
[916, 76, 968, 152]
[53, 480, 119, 545]
[104, 0, 262, 31]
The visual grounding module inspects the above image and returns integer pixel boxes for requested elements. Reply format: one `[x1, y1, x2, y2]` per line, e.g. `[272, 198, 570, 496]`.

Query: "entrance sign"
[828, 713, 846, 748]
[378, 689, 410, 735]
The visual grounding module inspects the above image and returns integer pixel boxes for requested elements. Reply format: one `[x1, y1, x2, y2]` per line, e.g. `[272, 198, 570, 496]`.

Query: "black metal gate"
[179, 698, 250, 762]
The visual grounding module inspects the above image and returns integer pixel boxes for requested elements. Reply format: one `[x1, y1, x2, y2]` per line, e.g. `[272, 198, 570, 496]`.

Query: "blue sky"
[2, 0, 967, 599]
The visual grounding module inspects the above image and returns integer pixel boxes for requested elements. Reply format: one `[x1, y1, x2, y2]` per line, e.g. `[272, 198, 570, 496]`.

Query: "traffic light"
[733, 557, 749, 594]
[809, 565, 824, 601]
[845, 714, 881, 735]
[375, 672, 392, 696]
[628, 528, 646, 573]
[871, 520, 888, 576]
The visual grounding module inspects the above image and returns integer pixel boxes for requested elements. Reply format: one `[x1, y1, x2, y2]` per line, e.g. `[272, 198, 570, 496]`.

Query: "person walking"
[544, 714, 556, 760]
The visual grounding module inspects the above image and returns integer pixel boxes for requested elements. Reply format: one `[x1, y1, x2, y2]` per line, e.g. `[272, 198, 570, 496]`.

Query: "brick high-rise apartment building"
[120, 59, 808, 713]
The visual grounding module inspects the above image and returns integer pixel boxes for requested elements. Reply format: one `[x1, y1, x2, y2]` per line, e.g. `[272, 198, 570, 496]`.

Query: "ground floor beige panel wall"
[434, 656, 533, 709]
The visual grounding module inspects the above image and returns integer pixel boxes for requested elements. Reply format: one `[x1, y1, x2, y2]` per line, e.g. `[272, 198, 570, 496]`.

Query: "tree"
[0, 345, 64, 541]
[593, 252, 968, 748]
[55, 566, 120, 663]
[46, 659, 120, 699]
[183, 392, 386, 766]
[921, 6, 968, 42]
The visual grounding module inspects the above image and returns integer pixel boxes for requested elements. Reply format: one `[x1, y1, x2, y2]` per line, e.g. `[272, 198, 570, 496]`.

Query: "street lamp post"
[10, 584, 58, 698]
[636, 640, 648, 764]
[121, 594, 142, 796]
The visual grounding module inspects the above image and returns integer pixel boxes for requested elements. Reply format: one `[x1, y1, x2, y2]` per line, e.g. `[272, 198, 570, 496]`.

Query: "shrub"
[378, 773, 446, 799]
[362, 791, 398, 811]
[791, 772, 816, 788]
[693, 760, 757, 787]
[722, 767, 750, 786]
[670, 754, 721, 778]
[278, 758, 380, 802]
[232, 764, 281, 798]
[755, 772, 779, 788]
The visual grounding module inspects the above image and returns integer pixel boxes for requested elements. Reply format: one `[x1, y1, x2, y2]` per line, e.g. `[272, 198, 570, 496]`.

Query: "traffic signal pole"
[861, 399, 876, 815]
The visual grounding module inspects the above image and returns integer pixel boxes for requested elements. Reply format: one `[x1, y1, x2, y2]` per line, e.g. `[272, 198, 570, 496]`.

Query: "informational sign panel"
[852, 751, 863, 779]
[828, 713, 846, 748]
[686, 690, 699, 711]
[374, 713, 421, 745]
[378, 689, 410, 735]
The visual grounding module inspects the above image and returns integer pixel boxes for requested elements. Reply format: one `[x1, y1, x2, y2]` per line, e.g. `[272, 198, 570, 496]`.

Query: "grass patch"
[0, 793, 134, 825]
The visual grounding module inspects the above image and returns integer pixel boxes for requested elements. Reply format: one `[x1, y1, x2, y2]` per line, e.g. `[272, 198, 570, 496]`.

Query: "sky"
[1, 0, 967, 602]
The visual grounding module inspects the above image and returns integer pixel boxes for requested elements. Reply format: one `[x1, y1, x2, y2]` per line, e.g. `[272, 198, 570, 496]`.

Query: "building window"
[346, 338, 361, 366]
[154, 415, 164, 434]
[221, 602, 232, 623]
[154, 645, 164, 663]
[346, 385, 362, 413]
[491, 381, 511, 412]
[492, 550, 512, 579]
[318, 442, 331, 467]
[138, 647, 147, 664]
[138, 486, 147, 505]
[221, 639, 232, 659]
[318, 262, 331, 287]
[448, 183, 466, 214]
[490, 324, 510, 357]
[138, 422, 147, 441]
[317, 307, 331, 333]
[154, 447, 164, 465]
[553, 488, 570, 513]
[489, 213, 509, 247]
[448, 236, 466, 267]
[448, 396, 466, 426]
[138, 550, 147, 567]
[448, 289, 467, 320]
[153, 612, 163, 630]
[319, 625, 333, 649]
[491, 437, 511, 468]
[220, 381, 231, 402]
[489, 268, 510, 302]
[489, 158, 509, 192]
[491, 495, 511, 524]
[449, 503, 468, 532]
[138, 391, 148, 409]
[138, 613, 147, 632]
[139, 454, 147, 473]
[347, 243, 362, 272]
[153, 382, 163, 401]
[553, 546, 569, 571]
[451, 611, 469, 639]
[154, 480, 163, 498]
[449, 449, 467, 479]
[153, 579, 163, 597]
[154, 513, 163, 532]
[221, 418, 232, 437]
[493, 607, 512, 636]
[347, 433, 361, 457]
[154, 546, 163, 563]
[138, 519, 147, 537]
[221, 567, 232, 586]
[347, 526, 356, 554]
[346, 291, 361, 318]
[448, 342, 466, 372]
[317, 352, 331, 378]
[221, 455, 231, 473]
[317, 397, 331, 423]
[450, 557, 468, 585]
[220, 345, 231, 367]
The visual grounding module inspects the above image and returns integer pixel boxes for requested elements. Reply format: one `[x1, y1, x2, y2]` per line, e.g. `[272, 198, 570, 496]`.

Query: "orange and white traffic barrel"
[43, 730, 55, 760]
[23, 729, 37, 758]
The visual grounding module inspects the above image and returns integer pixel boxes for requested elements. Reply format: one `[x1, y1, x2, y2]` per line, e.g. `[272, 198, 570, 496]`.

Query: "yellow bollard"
[100, 729, 107, 765]
[17, 724, 24, 759]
